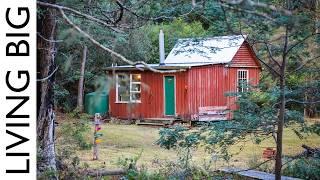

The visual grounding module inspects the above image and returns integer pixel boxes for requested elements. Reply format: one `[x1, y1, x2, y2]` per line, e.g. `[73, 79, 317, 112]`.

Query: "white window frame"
[130, 74, 141, 103]
[116, 73, 141, 103]
[237, 69, 249, 93]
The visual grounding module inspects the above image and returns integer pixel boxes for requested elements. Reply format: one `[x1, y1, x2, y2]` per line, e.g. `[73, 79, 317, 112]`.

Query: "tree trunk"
[275, 28, 288, 180]
[37, 0, 58, 179]
[275, 76, 285, 180]
[77, 45, 87, 112]
[316, 0, 319, 34]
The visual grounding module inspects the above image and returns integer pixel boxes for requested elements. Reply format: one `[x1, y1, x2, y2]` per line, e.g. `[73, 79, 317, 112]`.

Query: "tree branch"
[286, 32, 320, 55]
[37, 32, 63, 43]
[219, 2, 275, 21]
[117, 0, 195, 21]
[37, 67, 59, 82]
[291, 55, 320, 72]
[114, 1, 124, 24]
[37, 1, 123, 33]
[248, 44, 281, 77]
[264, 42, 281, 67]
[219, 2, 237, 34]
[286, 99, 320, 104]
[58, 8, 185, 74]
[282, 144, 320, 167]
[221, 0, 292, 16]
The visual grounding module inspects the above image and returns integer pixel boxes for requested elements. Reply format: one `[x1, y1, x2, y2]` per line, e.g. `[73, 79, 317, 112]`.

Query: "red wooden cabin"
[106, 34, 261, 121]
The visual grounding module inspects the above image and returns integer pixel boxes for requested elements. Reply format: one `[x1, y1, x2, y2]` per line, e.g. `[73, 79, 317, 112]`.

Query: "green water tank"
[84, 92, 109, 115]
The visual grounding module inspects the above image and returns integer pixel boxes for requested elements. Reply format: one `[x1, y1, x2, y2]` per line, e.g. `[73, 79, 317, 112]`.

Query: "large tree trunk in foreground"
[37, 0, 58, 179]
[77, 45, 87, 112]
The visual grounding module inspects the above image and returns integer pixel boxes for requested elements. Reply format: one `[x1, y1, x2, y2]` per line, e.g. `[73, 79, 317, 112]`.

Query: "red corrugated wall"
[186, 65, 227, 118]
[230, 42, 261, 67]
[184, 42, 261, 118]
[108, 71, 187, 119]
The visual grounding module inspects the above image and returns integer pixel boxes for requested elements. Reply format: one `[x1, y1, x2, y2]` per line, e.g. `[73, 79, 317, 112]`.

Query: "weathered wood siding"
[230, 42, 261, 67]
[185, 65, 260, 119]
[108, 71, 187, 119]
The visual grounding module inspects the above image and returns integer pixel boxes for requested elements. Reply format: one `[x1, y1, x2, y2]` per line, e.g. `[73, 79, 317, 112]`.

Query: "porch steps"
[136, 118, 176, 127]
[135, 122, 165, 126]
[197, 106, 229, 121]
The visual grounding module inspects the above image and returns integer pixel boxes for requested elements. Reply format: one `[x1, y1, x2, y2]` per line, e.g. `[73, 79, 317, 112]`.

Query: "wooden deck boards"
[220, 168, 301, 180]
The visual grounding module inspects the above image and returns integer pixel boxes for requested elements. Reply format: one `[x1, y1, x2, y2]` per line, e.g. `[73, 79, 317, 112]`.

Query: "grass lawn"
[57, 114, 319, 171]
[76, 124, 178, 169]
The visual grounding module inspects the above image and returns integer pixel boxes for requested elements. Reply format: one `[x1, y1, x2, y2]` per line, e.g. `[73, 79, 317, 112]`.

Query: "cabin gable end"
[229, 41, 261, 68]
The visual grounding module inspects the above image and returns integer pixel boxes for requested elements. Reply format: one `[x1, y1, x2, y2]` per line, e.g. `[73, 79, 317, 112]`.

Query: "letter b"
[6, 40, 29, 56]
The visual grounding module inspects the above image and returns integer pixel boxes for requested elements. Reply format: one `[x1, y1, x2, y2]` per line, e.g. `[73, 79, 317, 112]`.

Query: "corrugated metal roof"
[165, 35, 246, 65]
[104, 64, 190, 71]
[105, 35, 247, 71]
[104, 63, 217, 71]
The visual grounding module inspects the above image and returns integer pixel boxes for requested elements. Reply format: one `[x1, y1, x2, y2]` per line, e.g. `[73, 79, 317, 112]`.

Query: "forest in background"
[37, 0, 320, 179]
[52, 0, 320, 117]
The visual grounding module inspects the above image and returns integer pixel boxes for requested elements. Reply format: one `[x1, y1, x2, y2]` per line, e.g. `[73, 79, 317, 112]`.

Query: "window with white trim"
[116, 74, 141, 103]
[237, 70, 248, 92]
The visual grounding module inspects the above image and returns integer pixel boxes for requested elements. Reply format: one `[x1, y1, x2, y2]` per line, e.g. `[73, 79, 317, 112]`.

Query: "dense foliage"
[282, 156, 320, 180]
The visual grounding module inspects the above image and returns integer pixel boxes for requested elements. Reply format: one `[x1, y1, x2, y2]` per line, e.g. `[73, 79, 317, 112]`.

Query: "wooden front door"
[164, 76, 175, 116]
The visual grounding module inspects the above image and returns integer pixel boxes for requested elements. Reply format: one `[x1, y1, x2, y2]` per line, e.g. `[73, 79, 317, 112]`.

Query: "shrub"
[282, 157, 320, 179]
[55, 112, 93, 179]
[60, 112, 92, 150]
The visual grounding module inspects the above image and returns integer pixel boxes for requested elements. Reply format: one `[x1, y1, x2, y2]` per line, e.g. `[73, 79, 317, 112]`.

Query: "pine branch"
[286, 99, 320, 104]
[219, 3, 275, 21]
[221, 0, 292, 16]
[58, 8, 185, 74]
[264, 43, 281, 67]
[286, 32, 320, 55]
[291, 55, 320, 72]
[117, 0, 195, 21]
[247, 43, 281, 77]
[37, 1, 123, 33]
[37, 1, 186, 73]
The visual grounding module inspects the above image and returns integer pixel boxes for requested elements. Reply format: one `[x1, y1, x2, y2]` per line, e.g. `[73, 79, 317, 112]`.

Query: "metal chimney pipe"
[159, 29, 165, 65]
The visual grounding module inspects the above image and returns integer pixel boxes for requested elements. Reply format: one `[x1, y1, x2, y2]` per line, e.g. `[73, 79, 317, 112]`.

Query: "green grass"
[76, 124, 178, 169]
[56, 115, 319, 170]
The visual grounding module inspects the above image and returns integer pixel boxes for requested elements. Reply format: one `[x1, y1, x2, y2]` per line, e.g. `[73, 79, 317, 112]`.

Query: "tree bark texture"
[37, 0, 58, 179]
[274, 28, 288, 180]
[77, 45, 87, 112]
[275, 77, 285, 180]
